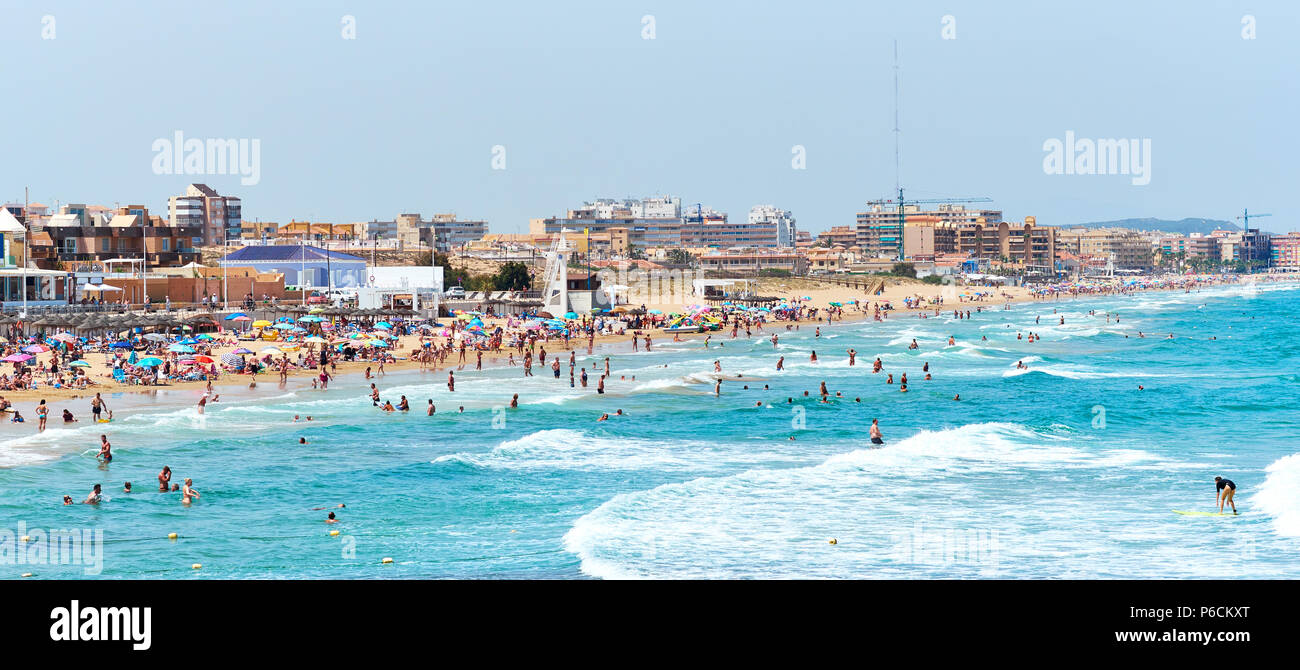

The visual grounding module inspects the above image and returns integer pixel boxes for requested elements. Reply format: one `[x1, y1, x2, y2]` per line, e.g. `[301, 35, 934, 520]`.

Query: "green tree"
[493, 261, 532, 291]
[666, 248, 694, 265]
[890, 262, 917, 278]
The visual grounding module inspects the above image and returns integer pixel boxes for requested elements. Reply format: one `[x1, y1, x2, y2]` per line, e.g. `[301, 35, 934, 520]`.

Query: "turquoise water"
[3, 282, 1300, 579]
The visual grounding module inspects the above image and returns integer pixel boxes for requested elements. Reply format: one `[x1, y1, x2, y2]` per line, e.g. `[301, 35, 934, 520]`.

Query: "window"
[162, 238, 170, 252]
[100, 238, 110, 252]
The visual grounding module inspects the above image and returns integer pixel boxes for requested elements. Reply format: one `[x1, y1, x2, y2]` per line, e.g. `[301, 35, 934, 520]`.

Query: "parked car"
[445, 286, 466, 299]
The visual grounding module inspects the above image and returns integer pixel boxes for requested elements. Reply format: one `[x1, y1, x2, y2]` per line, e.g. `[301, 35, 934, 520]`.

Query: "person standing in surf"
[1215, 476, 1238, 515]
[869, 418, 883, 446]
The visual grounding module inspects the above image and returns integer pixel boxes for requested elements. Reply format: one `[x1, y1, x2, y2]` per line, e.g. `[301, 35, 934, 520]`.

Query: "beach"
[3, 276, 1299, 579]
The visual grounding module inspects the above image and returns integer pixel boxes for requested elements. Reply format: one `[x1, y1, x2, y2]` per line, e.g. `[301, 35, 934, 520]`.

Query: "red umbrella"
[193, 355, 215, 364]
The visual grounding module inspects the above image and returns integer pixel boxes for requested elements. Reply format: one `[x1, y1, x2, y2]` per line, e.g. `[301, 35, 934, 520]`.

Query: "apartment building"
[747, 205, 797, 247]
[856, 204, 1002, 259]
[816, 225, 858, 249]
[1270, 232, 1300, 270]
[168, 183, 242, 246]
[34, 205, 201, 269]
[1156, 234, 1222, 261]
[1056, 228, 1153, 270]
[698, 249, 807, 275]
[364, 213, 489, 251]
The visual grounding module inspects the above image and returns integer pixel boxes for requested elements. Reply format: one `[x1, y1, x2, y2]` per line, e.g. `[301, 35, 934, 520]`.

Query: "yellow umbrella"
[252, 320, 272, 327]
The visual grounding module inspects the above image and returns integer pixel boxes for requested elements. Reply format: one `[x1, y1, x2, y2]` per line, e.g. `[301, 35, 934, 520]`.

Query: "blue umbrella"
[223, 313, 248, 320]
[111, 341, 133, 348]
[168, 344, 195, 353]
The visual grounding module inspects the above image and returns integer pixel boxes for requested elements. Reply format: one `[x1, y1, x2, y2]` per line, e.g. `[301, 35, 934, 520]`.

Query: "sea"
[2, 281, 1298, 579]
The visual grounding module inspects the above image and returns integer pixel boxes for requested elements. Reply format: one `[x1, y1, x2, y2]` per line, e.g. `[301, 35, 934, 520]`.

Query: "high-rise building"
[856, 204, 1002, 259]
[1270, 232, 1300, 270]
[168, 184, 242, 246]
[747, 205, 797, 248]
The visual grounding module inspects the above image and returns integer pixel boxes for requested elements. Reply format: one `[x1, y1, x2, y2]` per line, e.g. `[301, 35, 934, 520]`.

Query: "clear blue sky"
[2, 0, 1296, 233]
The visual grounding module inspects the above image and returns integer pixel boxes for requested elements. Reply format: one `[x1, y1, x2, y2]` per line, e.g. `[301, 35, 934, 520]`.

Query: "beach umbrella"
[193, 355, 215, 364]
[368, 339, 388, 347]
[233, 348, 254, 354]
[180, 338, 200, 345]
[273, 323, 295, 330]
[111, 341, 134, 348]
[232, 315, 252, 322]
[648, 309, 663, 315]
[536, 311, 554, 319]
[138, 357, 164, 367]
[304, 336, 327, 344]
[563, 311, 579, 319]
[3, 353, 34, 363]
[309, 307, 326, 314]
[252, 320, 272, 327]
[69, 360, 91, 368]
[52, 333, 76, 343]
[23, 344, 50, 353]
[143, 333, 167, 342]
[168, 344, 195, 353]
[261, 346, 283, 355]
[224, 313, 248, 320]
[221, 353, 246, 368]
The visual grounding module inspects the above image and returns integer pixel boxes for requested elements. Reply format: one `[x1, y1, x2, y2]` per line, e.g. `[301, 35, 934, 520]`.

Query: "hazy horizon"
[1, 1, 1295, 234]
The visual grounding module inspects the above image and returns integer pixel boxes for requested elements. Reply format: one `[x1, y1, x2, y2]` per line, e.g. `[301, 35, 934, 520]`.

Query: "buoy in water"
[191, 563, 202, 570]
[20, 535, 30, 543]
[329, 530, 340, 536]
[828, 539, 838, 545]
[21, 573, 33, 578]
[381, 557, 393, 564]
[167, 533, 178, 540]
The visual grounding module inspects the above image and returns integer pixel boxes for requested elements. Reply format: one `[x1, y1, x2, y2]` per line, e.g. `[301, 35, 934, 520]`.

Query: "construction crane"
[864, 188, 995, 260]
[1235, 208, 1271, 233]
[1235, 208, 1272, 273]
[870, 43, 993, 260]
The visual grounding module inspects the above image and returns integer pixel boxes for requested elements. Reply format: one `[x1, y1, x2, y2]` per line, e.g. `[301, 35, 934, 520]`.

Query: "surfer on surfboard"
[1214, 476, 1238, 515]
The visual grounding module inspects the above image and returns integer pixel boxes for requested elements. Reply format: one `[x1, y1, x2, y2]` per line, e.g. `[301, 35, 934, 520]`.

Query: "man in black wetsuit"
[1214, 476, 1237, 515]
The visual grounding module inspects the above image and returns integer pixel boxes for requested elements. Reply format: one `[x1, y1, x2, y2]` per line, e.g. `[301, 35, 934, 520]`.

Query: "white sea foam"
[1255, 452, 1300, 538]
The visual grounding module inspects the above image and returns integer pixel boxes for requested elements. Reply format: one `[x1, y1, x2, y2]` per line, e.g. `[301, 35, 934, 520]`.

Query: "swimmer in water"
[869, 419, 884, 445]
[181, 478, 199, 504]
[326, 512, 339, 524]
[158, 466, 172, 492]
[83, 484, 102, 505]
[97, 435, 112, 463]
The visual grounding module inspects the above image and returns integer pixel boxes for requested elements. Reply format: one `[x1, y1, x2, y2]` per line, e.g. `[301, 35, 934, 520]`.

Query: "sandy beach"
[0, 274, 1270, 416]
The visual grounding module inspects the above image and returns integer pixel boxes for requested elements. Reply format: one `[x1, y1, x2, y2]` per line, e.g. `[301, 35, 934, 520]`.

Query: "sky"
[1, 0, 1296, 234]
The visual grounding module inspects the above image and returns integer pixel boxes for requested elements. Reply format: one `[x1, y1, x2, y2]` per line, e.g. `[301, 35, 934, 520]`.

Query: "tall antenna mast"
[893, 40, 901, 193]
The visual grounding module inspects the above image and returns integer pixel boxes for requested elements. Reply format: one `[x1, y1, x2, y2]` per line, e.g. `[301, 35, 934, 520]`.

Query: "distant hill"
[1063, 217, 1238, 235]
